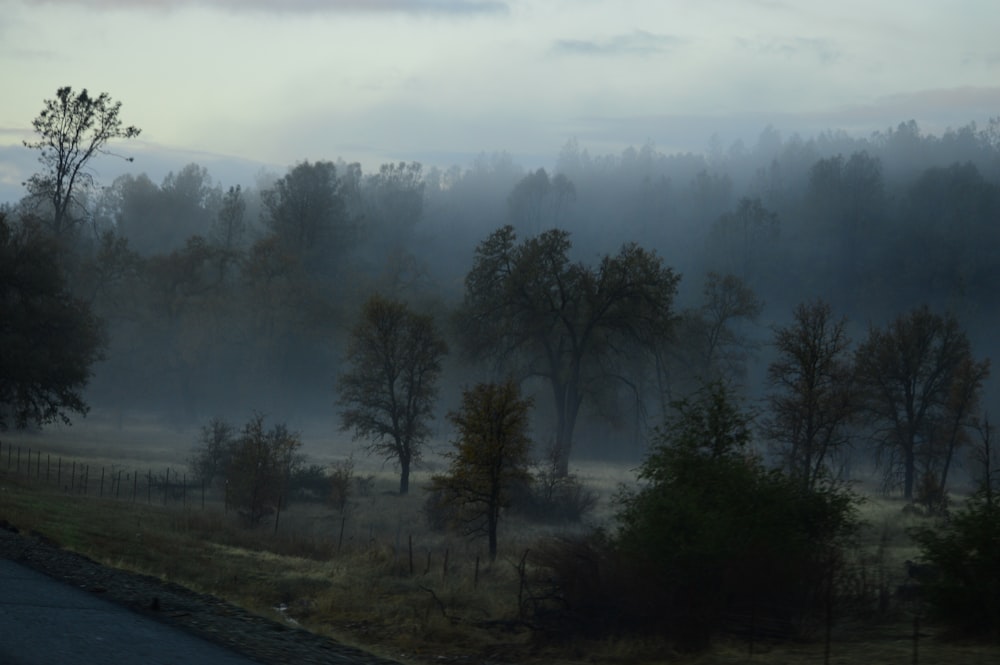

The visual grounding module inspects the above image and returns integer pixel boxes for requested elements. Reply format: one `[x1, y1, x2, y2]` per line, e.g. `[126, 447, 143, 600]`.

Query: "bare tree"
[763, 300, 855, 490]
[855, 307, 988, 499]
[338, 294, 448, 494]
[24, 87, 141, 236]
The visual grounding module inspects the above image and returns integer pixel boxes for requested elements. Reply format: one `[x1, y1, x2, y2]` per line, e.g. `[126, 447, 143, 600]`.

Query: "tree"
[261, 160, 348, 272]
[0, 213, 106, 430]
[458, 225, 679, 475]
[854, 306, 988, 499]
[909, 418, 1000, 639]
[338, 294, 448, 494]
[225, 414, 303, 526]
[763, 300, 855, 490]
[24, 86, 140, 237]
[613, 382, 858, 649]
[709, 197, 779, 284]
[507, 168, 575, 236]
[430, 379, 533, 560]
[665, 272, 762, 399]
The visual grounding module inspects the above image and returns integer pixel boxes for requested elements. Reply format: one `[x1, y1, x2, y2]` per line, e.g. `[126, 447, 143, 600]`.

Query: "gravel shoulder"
[0, 523, 406, 665]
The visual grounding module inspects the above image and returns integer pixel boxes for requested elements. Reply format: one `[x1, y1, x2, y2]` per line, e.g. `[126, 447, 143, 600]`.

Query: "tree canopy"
[458, 225, 679, 474]
[0, 213, 105, 430]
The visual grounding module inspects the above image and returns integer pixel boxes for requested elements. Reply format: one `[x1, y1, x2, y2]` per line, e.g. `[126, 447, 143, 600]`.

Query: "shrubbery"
[533, 383, 860, 651]
[909, 426, 1000, 641]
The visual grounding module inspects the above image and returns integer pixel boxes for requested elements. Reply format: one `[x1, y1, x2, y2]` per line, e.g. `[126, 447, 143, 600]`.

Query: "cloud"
[738, 36, 841, 65]
[26, 0, 508, 14]
[554, 30, 682, 57]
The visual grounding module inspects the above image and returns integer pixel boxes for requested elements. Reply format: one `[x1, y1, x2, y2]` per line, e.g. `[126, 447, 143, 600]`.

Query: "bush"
[224, 414, 304, 526]
[909, 490, 1000, 640]
[536, 383, 860, 651]
[509, 460, 598, 524]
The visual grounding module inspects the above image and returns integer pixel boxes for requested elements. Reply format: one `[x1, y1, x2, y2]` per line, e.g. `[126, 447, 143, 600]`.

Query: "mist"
[10, 117, 1000, 486]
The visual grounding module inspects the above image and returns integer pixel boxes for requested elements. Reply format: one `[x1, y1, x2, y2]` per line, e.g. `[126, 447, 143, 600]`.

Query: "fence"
[0, 439, 205, 509]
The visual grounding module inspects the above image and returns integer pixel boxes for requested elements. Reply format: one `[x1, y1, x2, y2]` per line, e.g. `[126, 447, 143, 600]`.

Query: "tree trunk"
[904, 444, 915, 501]
[399, 457, 410, 495]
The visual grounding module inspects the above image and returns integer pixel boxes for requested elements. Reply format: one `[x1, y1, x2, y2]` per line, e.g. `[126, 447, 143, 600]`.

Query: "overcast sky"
[2, 0, 999, 202]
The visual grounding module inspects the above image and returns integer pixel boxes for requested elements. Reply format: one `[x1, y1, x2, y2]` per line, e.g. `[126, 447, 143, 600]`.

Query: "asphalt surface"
[0, 558, 261, 665]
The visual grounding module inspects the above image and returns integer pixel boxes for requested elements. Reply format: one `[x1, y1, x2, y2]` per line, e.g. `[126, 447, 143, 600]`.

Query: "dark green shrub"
[909, 490, 1000, 640]
[538, 383, 860, 651]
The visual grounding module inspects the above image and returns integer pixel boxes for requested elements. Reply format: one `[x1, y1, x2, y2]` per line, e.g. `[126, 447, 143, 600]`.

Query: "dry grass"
[1, 421, 998, 664]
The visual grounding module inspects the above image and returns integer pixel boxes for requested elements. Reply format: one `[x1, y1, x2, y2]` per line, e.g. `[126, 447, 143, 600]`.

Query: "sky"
[2, 0, 999, 203]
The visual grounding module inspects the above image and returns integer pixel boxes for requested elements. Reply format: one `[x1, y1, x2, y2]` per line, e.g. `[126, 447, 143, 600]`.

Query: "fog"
[12, 118, 1000, 481]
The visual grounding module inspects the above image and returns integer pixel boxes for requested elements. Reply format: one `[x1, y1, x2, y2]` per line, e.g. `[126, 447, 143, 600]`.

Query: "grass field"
[1, 419, 998, 664]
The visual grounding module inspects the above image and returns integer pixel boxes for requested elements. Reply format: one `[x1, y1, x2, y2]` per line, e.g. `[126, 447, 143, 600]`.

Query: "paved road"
[0, 558, 261, 665]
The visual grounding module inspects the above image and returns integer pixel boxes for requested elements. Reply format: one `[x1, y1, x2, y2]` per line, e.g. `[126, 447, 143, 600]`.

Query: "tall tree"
[0, 213, 105, 430]
[24, 86, 140, 237]
[763, 300, 855, 490]
[507, 168, 575, 236]
[261, 160, 348, 272]
[338, 294, 448, 494]
[855, 306, 988, 499]
[458, 225, 679, 475]
[709, 197, 779, 284]
[431, 379, 533, 560]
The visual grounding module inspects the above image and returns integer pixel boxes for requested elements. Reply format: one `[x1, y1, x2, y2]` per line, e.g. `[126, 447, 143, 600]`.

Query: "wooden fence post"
[100, 467, 105, 497]
[71, 461, 76, 492]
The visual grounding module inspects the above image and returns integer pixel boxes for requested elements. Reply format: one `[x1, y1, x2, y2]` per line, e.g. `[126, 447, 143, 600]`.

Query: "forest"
[9, 105, 1000, 472]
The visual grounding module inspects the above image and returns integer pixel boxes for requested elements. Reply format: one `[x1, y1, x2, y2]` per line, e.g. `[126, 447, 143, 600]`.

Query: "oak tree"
[458, 225, 679, 475]
[0, 213, 105, 430]
[855, 306, 988, 499]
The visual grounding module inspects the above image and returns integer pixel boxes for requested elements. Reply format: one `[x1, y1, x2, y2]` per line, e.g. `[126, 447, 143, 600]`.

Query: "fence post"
[132, 472, 138, 503]
[273, 495, 283, 535]
[116, 469, 123, 499]
[147, 469, 152, 504]
[100, 467, 105, 497]
[163, 468, 170, 506]
[71, 461, 76, 492]
[46, 454, 50, 484]
[83, 465, 88, 495]
[182, 473, 186, 508]
[57, 457, 62, 488]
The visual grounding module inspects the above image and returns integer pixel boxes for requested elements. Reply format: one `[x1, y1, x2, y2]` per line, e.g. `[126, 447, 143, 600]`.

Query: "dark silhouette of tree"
[458, 225, 679, 475]
[0, 212, 105, 430]
[23, 86, 140, 237]
[338, 294, 448, 494]
[261, 160, 348, 272]
[854, 306, 988, 500]
[709, 197, 779, 284]
[507, 168, 575, 236]
[430, 379, 533, 560]
[763, 300, 855, 490]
